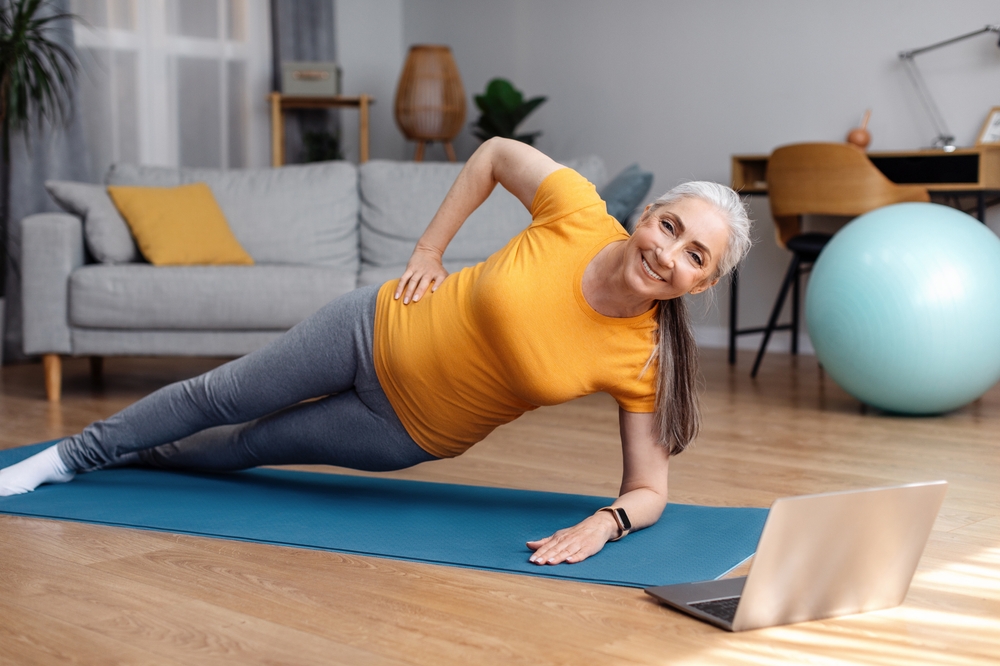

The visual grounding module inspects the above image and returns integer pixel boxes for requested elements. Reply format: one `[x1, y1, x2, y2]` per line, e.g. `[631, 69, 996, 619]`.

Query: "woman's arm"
[395, 137, 564, 304]
[527, 409, 670, 565]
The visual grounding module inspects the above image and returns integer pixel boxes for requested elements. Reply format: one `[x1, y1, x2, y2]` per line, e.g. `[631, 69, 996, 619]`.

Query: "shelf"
[268, 92, 376, 166]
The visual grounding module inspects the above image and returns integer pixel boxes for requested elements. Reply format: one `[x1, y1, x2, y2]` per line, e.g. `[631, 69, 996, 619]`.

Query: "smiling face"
[623, 197, 730, 302]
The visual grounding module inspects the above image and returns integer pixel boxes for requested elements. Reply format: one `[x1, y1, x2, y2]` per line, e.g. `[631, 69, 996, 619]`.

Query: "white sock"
[0, 445, 76, 496]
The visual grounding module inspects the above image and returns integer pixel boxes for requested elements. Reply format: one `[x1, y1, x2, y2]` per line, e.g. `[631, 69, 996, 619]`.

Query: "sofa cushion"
[107, 183, 255, 266]
[106, 162, 359, 270]
[564, 156, 607, 192]
[45, 180, 141, 263]
[599, 164, 654, 229]
[70, 328, 286, 357]
[358, 260, 481, 288]
[358, 156, 606, 273]
[69, 264, 356, 330]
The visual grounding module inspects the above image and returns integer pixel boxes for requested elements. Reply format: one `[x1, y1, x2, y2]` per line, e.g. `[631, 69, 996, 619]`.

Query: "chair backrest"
[766, 143, 930, 247]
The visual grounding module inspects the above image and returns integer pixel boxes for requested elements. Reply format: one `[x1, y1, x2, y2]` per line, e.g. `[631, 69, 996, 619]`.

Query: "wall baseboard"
[693, 325, 815, 355]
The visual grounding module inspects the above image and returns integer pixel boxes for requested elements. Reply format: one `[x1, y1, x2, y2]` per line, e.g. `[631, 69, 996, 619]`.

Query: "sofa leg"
[90, 356, 104, 385]
[43, 354, 62, 402]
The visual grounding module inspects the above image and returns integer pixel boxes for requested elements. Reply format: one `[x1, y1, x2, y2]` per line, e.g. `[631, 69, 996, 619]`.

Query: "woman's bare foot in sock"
[0, 445, 76, 496]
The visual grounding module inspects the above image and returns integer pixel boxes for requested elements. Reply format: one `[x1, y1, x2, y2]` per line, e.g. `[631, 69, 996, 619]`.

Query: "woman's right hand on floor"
[395, 246, 449, 305]
[526, 511, 620, 565]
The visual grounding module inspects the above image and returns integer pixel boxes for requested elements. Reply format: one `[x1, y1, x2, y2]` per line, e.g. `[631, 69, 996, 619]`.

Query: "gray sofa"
[22, 157, 606, 400]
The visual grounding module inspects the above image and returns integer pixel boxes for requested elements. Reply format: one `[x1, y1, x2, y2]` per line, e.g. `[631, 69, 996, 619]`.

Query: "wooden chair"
[731, 142, 930, 377]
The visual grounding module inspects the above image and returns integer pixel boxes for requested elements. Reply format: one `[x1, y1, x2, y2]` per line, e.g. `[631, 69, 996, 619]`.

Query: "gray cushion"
[69, 264, 356, 330]
[106, 162, 360, 269]
[359, 161, 525, 270]
[45, 180, 140, 263]
[358, 259, 481, 288]
[563, 155, 607, 192]
[358, 156, 607, 271]
[599, 164, 654, 229]
[70, 328, 285, 357]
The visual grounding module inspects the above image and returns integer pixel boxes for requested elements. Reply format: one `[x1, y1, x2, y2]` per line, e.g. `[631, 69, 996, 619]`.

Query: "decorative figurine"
[847, 110, 872, 149]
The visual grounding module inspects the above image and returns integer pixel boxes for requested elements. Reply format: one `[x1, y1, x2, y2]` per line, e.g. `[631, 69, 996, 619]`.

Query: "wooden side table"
[268, 92, 374, 166]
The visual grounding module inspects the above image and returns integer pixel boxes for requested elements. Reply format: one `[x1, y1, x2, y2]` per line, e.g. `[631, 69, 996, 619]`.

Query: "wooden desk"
[268, 93, 374, 166]
[733, 145, 1000, 219]
[728, 145, 1000, 366]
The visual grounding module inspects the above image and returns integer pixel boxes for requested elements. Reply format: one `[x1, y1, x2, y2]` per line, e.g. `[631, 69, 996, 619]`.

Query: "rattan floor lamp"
[394, 45, 466, 161]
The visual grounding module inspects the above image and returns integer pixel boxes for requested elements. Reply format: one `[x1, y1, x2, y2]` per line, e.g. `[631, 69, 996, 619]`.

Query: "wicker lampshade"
[394, 45, 466, 161]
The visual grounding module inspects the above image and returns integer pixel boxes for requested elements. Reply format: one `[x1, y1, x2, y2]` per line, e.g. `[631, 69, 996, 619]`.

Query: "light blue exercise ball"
[805, 202, 1000, 414]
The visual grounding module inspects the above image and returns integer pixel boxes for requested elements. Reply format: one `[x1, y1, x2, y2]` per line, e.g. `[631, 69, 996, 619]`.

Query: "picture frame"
[976, 106, 1000, 146]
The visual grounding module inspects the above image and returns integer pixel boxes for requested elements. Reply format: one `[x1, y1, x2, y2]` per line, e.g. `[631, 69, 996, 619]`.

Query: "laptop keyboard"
[690, 596, 740, 623]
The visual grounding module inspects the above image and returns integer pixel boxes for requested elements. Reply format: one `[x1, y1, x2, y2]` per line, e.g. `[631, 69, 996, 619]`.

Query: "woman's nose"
[655, 247, 675, 268]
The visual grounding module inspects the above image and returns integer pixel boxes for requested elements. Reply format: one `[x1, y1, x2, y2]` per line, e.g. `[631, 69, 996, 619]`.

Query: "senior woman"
[0, 138, 751, 565]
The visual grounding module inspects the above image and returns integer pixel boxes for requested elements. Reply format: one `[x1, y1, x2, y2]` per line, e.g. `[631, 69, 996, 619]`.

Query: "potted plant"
[471, 78, 546, 145]
[0, 0, 77, 361]
[302, 129, 344, 162]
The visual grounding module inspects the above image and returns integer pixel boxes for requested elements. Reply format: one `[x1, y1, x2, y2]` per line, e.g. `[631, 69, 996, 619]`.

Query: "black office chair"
[749, 232, 831, 377]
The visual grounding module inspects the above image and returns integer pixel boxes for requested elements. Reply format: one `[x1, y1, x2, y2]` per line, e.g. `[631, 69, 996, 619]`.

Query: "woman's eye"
[689, 252, 704, 266]
[660, 219, 674, 233]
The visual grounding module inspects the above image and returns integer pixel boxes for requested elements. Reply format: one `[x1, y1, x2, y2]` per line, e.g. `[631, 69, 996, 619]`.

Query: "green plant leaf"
[506, 95, 546, 131]
[473, 114, 507, 139]
[471, 77, 546, 144]
[485, 78, 523, 111]
[0, 0, 77, 131]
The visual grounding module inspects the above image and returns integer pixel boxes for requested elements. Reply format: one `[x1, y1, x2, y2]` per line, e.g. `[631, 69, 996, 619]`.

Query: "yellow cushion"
[107, 182, 254, 266]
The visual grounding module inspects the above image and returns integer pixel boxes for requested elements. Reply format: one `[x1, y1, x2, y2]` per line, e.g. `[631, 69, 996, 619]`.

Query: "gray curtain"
[2, 0, 91, 363]
[270, 0, 339, 163]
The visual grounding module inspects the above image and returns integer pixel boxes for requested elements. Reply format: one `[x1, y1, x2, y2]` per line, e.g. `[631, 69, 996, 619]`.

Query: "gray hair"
[650, 181, 752, 280]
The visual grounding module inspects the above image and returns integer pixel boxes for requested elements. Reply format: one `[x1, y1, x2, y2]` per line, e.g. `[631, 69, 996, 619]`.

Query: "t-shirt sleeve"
[614, 394, 656, 413]
[610, 379, 657, 413]
[529, 168, 605, 227]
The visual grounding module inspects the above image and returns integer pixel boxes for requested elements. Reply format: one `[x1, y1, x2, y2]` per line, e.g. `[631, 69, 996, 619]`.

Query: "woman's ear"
[689, 277, 720, 295]
[635, 204, 655, 227]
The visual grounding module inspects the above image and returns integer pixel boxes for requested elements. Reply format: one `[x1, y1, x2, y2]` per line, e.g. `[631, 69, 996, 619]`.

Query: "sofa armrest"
[22, 212, 85, 355]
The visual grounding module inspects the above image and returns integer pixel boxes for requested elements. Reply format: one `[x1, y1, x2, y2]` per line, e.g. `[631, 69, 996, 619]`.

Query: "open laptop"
[645, 481, 947, 632]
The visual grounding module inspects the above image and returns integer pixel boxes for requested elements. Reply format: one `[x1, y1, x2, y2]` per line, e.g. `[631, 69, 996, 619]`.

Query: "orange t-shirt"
[373, 168, 657, 458]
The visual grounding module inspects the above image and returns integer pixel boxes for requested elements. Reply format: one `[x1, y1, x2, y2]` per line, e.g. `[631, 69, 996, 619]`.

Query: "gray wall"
[335, 0, 408, 163]
[340, 0, 1000, 349]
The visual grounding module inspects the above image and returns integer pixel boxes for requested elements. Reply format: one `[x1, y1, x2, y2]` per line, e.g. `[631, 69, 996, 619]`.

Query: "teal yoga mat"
[0, 443, 768, 588]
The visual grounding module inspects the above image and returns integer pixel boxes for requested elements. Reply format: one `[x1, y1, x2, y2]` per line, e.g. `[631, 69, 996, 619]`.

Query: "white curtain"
[71, 0, 271, 176]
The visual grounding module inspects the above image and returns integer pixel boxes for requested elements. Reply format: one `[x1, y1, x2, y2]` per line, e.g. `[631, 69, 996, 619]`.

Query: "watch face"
[615, 508, 632, 531]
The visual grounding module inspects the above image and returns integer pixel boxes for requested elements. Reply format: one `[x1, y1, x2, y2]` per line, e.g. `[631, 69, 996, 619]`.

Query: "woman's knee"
[178, 365, 255, 424]
[138, 424, 255, 472]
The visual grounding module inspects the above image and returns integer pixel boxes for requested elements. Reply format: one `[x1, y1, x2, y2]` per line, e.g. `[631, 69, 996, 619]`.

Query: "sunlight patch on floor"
[914, 545, 1000, 603]
[667, 547, 1000, 665]
[669, 615, 996, 666]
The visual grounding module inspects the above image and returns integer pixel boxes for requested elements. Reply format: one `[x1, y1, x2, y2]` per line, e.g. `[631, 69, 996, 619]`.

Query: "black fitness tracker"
[597, 506, 632, 541]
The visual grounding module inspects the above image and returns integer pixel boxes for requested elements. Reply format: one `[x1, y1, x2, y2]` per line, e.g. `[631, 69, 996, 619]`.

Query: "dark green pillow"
[599, 164, 654, 230]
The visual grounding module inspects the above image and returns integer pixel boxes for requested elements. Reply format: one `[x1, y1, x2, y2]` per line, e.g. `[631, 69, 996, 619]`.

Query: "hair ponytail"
[653, 297, 700, 455]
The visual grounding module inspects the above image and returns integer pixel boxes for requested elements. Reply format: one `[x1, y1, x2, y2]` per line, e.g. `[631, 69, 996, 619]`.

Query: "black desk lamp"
[899, 24, 1000, 152]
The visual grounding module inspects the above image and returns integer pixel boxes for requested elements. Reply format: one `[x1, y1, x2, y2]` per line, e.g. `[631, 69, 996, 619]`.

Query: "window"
[71, 0, 271, 176]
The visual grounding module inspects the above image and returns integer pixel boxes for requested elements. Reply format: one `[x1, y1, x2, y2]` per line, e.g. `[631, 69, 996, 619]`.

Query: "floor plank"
[1, 350, 998, 664]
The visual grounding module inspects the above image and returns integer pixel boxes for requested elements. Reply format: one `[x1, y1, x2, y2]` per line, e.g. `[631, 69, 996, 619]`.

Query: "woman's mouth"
[641, 256, 665, 281]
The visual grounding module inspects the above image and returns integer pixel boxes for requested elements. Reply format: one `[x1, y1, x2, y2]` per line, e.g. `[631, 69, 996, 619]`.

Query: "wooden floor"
[1, 350, 998, 665]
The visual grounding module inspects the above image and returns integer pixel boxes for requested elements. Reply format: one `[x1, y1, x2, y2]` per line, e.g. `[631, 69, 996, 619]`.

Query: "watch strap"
[597, 506, 632, 541]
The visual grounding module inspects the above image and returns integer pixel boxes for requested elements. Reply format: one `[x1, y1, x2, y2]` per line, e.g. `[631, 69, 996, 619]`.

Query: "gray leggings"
[58, 284, 437, 474]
